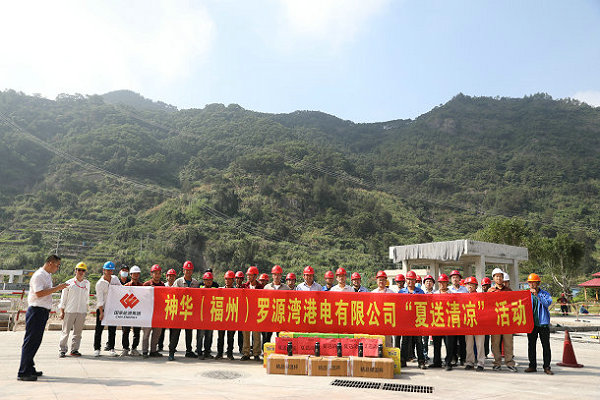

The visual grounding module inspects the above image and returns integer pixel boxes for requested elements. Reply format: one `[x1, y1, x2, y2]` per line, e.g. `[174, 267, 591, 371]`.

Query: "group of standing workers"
[18, 255, 554, 381]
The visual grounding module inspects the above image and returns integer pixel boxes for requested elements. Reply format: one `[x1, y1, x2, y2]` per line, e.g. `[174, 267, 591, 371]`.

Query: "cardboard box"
[349, 357, 395, 379]
[263, 342, 276, 353]
[279, 332, 294, 338]
[308, 357, 349, 376]
[266, 354, 309, 375]
[383, 347, 401, 375]
[263, 350, 274, 368]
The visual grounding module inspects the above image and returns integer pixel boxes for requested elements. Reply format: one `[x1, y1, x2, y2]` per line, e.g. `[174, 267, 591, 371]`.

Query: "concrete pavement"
[1, 329, 599, 400]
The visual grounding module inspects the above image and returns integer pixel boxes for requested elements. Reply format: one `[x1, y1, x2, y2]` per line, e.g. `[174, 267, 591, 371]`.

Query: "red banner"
[152, 287, 533, 336]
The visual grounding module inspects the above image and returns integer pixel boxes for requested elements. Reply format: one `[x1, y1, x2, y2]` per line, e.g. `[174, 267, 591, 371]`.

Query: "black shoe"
[143, 352, 149, 359]
[240, 355, 251, 361]
[104, 345, 111, 351]
[476, 366, 484, 372]
[465, 365, 474, 370]
[158, 345, 164, 352]
[168, 353, 175, 361]
[70, 351, 82, 357]
[59, 351, 66, 358]
[33, 370, 43, 377]
[215, 353, 223, 359]
[445, 365, 453, 371]
[226, 353, 235, 360]
[254, 356, 261, 362]
[198, 354, 205, 360]
[18, 375, 37, 381]
[400, 361, 407, 368]
[429, 364, 442, 368]
[185, 351, 197, 358]
[205, 354, 214, 359]
[418, 362, 428, 370]
[149, 351, 162, 357]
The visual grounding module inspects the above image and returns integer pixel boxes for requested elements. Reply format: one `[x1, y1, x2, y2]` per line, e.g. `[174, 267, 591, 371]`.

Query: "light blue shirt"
[295, 282, 323, 291]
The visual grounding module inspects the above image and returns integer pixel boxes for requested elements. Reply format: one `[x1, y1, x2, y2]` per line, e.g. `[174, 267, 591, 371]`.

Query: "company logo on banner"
[103, 286, 154, 327]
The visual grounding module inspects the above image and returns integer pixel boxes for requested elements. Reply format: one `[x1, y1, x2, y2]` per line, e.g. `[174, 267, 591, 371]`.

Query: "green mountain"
[1, 89, 598, 285]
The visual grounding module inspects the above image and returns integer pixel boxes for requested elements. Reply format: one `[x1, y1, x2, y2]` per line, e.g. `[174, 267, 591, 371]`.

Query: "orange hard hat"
[286, 272, 296, 280]
[246, 266, 259, 275]
[438, 273, 449, 282]
[465, 276, 478, 285]
[271, 265, 283, 274]
[235, 271, 245, 278]
[324, 270, 334, 279]
[259, 273, 269, 281]
[151, 264, 161, 272]
[527, 273, 541, 282]
[351, 272, 361, 280]
[450, 269, 461, 278]
[183, 261, 194, 270]
[336, 267, 347, 276]
[203, 271, 213, 280]
[166, 268, 176, 276]
[376, 270, 387, 279]
[406, 270, 417, 280]
[303, 266, 315, 275]
[481, 277, 492, 285]
[224, 270, 235, 279]
[423, 274, 435, 283]
[394, 273, 405, 282]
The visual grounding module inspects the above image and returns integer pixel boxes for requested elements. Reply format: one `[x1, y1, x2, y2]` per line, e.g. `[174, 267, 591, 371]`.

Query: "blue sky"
[2, 0, 599, 122]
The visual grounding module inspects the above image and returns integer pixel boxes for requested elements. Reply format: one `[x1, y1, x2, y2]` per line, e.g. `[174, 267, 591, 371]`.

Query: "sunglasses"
[76, 269, 86, 272]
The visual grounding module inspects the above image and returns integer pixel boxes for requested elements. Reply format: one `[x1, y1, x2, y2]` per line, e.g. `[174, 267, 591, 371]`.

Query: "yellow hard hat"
[75, 262, 87, 271]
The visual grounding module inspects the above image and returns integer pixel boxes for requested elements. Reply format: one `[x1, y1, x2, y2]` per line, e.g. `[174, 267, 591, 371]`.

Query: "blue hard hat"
[103, 261, 115, 270]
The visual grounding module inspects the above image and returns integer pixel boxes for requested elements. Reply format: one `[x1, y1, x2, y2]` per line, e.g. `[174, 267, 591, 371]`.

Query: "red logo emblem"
[120, 293, 140, 309]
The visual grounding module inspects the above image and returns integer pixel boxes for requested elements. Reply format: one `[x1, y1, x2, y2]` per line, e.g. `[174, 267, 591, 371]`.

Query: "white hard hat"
[491, 268, 504, 277]
[130, 266, 141, 274]
[503, 272, 510, 281]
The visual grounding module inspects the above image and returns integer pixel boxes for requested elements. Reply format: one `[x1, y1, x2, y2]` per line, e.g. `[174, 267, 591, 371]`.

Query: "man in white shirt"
[372, 271, 394, 347]
[448, 269, 467, 367]
[94, 261, 121, 357]
[18, 255, 68, 381]
[263, 265, 290, 290]
[58, 262, 90, 357]
[295, 266, 323, 291]
[330, 267, 354, 292]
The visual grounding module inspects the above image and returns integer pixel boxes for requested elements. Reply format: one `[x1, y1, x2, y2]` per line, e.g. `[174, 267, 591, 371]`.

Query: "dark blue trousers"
[18, 306, 50, 377]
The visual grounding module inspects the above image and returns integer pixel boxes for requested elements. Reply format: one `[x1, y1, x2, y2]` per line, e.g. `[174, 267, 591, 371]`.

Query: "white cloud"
[0, 0, 215, 98]
[277, 0, 391, 46]
[572, 90, 600, 107]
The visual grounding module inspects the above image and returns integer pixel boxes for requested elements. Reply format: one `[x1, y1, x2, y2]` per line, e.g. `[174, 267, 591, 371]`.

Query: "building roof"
[591, 272, 600, 278]
[389, 240, 529, 264]
[578, 278, 600, 288]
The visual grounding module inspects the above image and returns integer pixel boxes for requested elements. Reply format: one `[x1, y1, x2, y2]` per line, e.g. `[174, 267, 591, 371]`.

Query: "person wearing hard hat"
[296, 266, 323, 291]
[118, 265, 130, 285]
[372, 271, 394, 347]
[525, 273, 554, 375]
[157, 269, 177, 353]
[431, 273, 453, 370]
[198, 271, 217, 359]
[285, 272, 297, 290]
[142, 264, 165, 358]
[464, 277, 485, 371]
[258, 273, 269, 287]
[398, 270, 426, 369]
[216, 271, 238, 360]
[168, 261, 200, 361]
[330, 268, 354, 292]
[121, 265, 143, 357]
[420, 275, 435, 363]
[17, 255, 69, 381]
[448, 269, 467, 367]
[488, 268, 517, 372]
[350, 272, 368, 292]
[503, 272, 511, 289]
[241, 266, 263, 361]
[234, 270, 245, 353]
[481, 276, 492, 357]
[58, 262, 90, 358]
[415, 274, 422, 289]
[94, 261, 121, 357]
[264, 265, 291, 291]
[394, 274, 406, 292]
[322, 270, 335, 291]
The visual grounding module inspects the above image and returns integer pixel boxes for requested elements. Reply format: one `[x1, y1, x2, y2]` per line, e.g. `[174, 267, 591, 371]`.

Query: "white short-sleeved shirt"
[330, 285, 354, 292]
[295, 282, 323, 291]
[95, 275, 121, 308]
[28, 267, 53, 309]
[59, 277, 90, 313]
[371, 287, 395, 293]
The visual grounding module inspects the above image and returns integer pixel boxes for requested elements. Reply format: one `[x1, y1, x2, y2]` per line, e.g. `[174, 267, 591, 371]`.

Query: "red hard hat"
[336, 267, 347, 276]
[286, 272, 296, 280]
[351, 272, 361, 280]
[303, 266, 315, 275]
[235, 271, 245, 278]
[438, 273, 449, 282]
[376, 270, 387, 279]
[450, 269, 461, 277]
[203, 271, 213, 280]
[465, 276, 478, 285]
[224, 270, 235, 279]
[459, 279, 465, 286]
[247, 266, 259, 275]
[481, 277, 492, 285]
[271, 265, 283, 274]
[324, 270, 334, 279]
[406, 270, 417, 280]
[423, 274, 435, 283]
[183, 261, 194, 270]
[259, 273, 269, 281]
[151, 264, 161, 272]
[416, 275, 422, 282]
[166, 268, 176, 276]
[394, 273, 405, 282]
